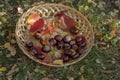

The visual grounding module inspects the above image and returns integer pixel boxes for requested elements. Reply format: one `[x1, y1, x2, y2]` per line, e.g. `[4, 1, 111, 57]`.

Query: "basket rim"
[15, 3, 94, 67]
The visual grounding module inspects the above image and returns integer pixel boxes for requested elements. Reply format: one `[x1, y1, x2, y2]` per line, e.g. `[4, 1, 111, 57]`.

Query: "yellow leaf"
[26, 13, 40, 25]
[0, 67, 7, 72]
[10, 39, 16, 44]
[110, 28, 117, 36]
[4, 43, 10, 48]
[53, 60, 63, 65]
[84, 6, 89, 11]
[108, 27, 117, 40]
[87, 0, 92, 3]
[7, 46, 16, 56]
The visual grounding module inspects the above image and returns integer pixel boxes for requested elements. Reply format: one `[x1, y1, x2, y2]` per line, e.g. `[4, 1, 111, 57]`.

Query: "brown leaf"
[110, 27, 117, 36]
[42, 54, 52, 63]
[7, 46, 16, 56]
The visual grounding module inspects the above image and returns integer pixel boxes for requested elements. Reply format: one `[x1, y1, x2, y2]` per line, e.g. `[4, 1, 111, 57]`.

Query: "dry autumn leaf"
[87, 0, 92, 3]
[53, 60, 63, 65]
[0, 67, 7, 72]
[4, 42, 10, 48]
[7, 46, 16, 56]
[110, 28, 117, 36]
[29, 18, 44, 34]
[26, 13, 40, 25]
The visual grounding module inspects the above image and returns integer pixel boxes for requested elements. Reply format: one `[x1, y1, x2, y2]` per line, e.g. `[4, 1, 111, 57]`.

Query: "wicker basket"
[15, 3, 94, 67]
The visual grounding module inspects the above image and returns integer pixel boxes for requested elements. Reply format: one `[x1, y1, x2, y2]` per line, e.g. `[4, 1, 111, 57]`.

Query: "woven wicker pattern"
[15, 3, 94, 67]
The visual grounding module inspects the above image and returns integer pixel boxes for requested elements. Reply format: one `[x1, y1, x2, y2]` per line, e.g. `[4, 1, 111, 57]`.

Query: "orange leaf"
[26, 13, 40, 25]
[41, 23, 54, 35]
[110, 28, 117, 36]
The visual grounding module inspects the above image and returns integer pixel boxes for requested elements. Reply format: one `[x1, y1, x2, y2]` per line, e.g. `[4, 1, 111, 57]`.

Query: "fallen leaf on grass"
[7, 46, 16, 56]
[0, 12, 6, 16]
[109, 27, 117, 40]
[0, 67, 7, 72]
[84, 6, 89, 11]
[87, 0, 92, 3]
[4, 42, 10, 48]
[10, 39, 16, 44]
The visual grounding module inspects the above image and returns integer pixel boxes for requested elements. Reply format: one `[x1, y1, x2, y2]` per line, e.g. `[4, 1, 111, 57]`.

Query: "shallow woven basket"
[15, 3, 94, 67]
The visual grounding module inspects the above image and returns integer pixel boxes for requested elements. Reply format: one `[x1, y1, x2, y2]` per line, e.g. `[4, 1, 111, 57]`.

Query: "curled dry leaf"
[4, 42, 16, 55]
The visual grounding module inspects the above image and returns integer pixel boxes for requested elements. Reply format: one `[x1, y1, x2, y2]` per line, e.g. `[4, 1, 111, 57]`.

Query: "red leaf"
[42, 54, 51, 63]
[30, 18, 44, 34]
[41, 23, 54, 35]
[59, 14, 76, 30]
[34, 46, 42, 53]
